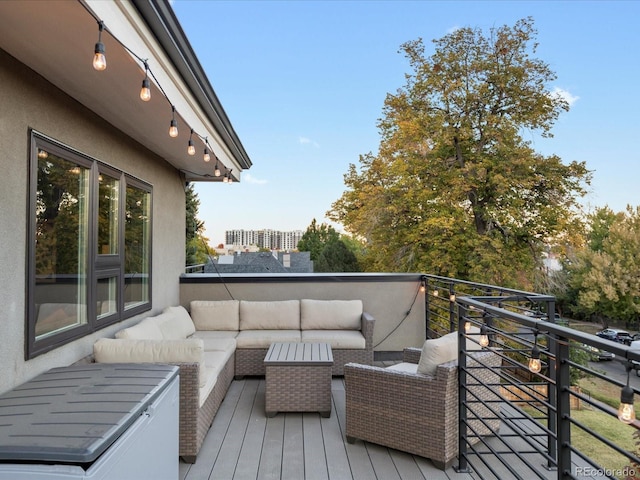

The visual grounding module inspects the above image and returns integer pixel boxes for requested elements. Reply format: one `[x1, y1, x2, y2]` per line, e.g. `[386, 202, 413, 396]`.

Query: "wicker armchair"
[344, 348, 501, 469]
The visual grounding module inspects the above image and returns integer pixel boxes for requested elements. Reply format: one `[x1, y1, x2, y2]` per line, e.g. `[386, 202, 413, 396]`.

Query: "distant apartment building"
[225, 229, 304, 250]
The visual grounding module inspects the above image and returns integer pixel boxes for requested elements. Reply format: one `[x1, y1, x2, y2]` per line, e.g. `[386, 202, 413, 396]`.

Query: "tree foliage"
[185, 183, 209, 266]
[297, 219, 361, 272]
[329, 17, 591, 288]
[565, 206, 640, 327]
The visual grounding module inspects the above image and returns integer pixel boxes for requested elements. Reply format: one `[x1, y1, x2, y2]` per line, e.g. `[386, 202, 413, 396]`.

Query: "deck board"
[182, 376, 473, 480]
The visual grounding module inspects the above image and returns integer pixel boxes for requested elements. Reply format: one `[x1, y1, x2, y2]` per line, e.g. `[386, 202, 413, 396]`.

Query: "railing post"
[456, 303, 471, 473]
[554, 331, 572, 478]
[425, 277, 431, 340]
[449, 283, 456, 333]
[546, 300, 558, 470]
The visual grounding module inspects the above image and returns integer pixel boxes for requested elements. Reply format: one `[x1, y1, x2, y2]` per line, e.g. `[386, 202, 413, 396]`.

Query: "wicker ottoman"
[264, 342, 333, 418]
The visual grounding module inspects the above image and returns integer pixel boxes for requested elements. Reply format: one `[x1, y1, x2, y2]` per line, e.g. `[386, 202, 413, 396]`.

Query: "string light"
[140, 62, 151, 101]
[528, 332, 542, 374]
[169, 106, 178, 137]
[619, 364, 636, 424]
[479, 324, 489, 347]
[93, 20, 106, 71]
[83, 9, 234, 173]
[187, 129, 195, 156]
[203, 138, 210, 162]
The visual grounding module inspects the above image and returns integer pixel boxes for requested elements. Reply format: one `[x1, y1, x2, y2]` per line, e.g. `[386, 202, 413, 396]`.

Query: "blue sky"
[172, 0, 640, 246]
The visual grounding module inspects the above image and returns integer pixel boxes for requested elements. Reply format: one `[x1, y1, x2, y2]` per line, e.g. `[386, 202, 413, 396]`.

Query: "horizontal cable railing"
[423, 274, 640, 480]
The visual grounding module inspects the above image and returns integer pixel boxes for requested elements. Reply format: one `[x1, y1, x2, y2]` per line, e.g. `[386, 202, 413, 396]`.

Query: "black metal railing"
[424, 274, 640, 480]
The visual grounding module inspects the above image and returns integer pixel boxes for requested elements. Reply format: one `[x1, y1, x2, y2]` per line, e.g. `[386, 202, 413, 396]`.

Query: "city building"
[225, 229, 305, 250]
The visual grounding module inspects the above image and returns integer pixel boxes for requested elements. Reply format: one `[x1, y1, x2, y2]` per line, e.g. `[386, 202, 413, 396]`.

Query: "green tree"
[567, 206, 640, 327]
[329, 17, 590, 289]
[298, 219, 361, 272]
[297, 219, 340, 261]
[185, 183, 209, 266]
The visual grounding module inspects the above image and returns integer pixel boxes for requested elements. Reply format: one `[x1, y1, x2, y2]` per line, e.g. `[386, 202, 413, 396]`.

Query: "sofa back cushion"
[94, 338, 206, 386]
[190, 300, 240, 331]
[162, 305, 197, 338]
[239, 300, 300, 330]
[115, 317, 164, 340]
[300, 299, 363, 330]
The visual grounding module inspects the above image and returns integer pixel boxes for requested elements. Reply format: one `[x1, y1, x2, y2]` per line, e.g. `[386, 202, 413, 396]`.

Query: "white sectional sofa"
[190, 299, 375, 377]
[92, 299, 375, 463]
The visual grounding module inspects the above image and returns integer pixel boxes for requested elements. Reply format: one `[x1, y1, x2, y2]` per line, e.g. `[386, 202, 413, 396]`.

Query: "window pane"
[97, 276, 118, 319]
[34, 151, 89, 339]
[98, 174, 119, 255]
[124, 184, 150, 309]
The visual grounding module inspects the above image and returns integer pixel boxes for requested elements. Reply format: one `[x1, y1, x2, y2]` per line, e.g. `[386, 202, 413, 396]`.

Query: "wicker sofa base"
[235, 347, 372, 377]
[179, 354, 235, 463]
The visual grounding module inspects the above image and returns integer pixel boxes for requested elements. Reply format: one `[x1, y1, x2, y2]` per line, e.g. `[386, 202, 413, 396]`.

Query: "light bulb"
[140, 78, 151, 101]
[223, 174, 229, 183]
[619, 385, 636, 424]
[93, 21, 106, 71]
[450, 294, 456, 302]
[37, 149, 48, 159]
[214, 163, 221, 177]
[187, 140, 195, 156]
[204, 148, 210, 162]
[528, 357, 542, 374]
[169, 119, 178, 138]
[464, 321, 471, 333]
[420, 284, 426, 293]
[479, 325, 489, 347]
[433, 289, 439, 297]
[93, 45, 106, 71]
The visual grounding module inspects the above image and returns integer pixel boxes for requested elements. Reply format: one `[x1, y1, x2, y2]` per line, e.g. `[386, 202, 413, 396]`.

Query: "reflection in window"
[34, 152, 89, 339]
[97, 276, 118, 319]
[98, 174, 119, 255]
[125, 184, 150, 309]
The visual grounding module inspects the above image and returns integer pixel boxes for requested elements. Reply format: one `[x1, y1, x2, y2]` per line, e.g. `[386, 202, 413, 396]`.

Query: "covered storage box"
[0, 363, 179, 479]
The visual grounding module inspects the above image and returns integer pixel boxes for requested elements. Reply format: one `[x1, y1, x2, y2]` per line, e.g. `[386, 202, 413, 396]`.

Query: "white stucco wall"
[0, 48, 186, 394]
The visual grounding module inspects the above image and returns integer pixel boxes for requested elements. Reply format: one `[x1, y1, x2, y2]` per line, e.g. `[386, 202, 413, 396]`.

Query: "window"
[28, 132, 152, 357]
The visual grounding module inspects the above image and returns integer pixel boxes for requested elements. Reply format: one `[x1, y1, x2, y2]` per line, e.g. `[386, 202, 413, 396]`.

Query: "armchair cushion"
[417, 332, 458, 376]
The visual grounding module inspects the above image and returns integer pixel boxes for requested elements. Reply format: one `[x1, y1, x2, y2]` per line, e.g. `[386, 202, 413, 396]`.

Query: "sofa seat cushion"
[300, 299, 363, 330]
[386, 362, 419, 374]
[191, 332, 238, 351]
[235, 330, 301, 348]
[199, 367, 218, 408]
[301, 330, 366, 349]
[239, 300, 300, 330]
[115, 317, 164, 340]
[190, 300, 240, 331]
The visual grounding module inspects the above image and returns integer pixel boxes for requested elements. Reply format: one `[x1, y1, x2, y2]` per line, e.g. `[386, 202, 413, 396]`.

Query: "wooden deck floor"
[179, 375, 472, 480]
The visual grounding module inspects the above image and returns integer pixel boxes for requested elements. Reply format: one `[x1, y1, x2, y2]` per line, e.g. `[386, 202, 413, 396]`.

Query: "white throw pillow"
[190, 300, 240, 331]
[417, 332, 458, 377]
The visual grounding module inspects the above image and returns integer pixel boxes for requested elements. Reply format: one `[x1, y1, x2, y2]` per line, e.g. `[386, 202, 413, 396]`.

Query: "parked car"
[596, 328, 633, 344]
[584, 345, 615, 361]
[625, 333, 640, 346]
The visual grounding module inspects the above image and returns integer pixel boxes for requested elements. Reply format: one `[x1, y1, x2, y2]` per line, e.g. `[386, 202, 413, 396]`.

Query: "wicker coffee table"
[264, 342, 334, 418]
